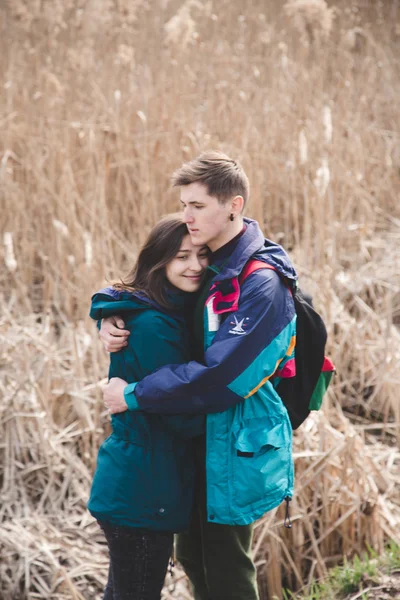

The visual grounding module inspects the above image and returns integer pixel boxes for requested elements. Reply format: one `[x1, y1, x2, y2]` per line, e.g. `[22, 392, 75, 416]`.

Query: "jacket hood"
[213, 218, 298, 283]
[90, 286, 195, 320]
[89, 288, 154, 321]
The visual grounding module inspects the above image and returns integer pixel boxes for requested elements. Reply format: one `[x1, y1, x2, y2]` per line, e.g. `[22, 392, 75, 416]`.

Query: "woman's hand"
[100, 316, 130, 352]
[103, 377, 129, 414]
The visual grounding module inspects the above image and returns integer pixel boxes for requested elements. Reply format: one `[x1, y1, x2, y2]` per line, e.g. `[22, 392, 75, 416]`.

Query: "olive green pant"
[176, 437, 259, 600]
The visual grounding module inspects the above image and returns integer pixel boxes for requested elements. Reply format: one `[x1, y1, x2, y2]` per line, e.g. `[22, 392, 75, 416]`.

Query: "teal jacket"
[88, 289, 204, 532]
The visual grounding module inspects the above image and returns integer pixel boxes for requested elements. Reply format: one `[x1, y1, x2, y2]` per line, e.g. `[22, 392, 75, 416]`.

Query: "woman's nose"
[188, 256, 203, 272]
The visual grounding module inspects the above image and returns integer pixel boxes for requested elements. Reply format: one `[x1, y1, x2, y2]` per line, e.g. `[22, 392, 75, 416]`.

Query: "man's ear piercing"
[230, 214, 234, 221]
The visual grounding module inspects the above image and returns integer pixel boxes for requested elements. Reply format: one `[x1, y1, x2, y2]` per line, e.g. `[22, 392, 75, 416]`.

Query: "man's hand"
[103, 377, 129, 414]
[100, 316, 130, 352]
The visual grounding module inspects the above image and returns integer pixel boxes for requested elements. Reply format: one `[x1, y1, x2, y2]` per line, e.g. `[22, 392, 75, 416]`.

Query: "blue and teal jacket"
[121, 218, 298, 526]
[88, 290, 205, 532]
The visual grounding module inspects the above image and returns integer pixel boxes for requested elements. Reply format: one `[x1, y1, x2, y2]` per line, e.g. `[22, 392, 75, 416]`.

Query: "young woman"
[88, 214, 209, 600]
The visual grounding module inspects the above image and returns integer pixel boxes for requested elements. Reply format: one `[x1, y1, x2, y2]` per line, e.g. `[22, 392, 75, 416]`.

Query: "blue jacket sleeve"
[125, 270, 296, 415]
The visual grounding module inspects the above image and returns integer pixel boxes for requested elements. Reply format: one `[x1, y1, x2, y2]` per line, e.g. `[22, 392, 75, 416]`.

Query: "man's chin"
[190, 235, 207, 246]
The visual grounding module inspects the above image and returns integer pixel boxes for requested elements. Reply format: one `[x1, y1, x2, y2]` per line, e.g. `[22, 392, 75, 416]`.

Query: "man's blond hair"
[172, 151, 250, 208]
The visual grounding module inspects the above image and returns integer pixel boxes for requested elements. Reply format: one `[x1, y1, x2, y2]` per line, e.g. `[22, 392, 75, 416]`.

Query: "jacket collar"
[204, 218, 297, 316]
[211, 218, 297, 283]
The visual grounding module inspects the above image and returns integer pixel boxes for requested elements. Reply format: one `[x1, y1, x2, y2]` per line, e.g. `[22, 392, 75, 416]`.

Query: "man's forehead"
[180, 182, 213, 203]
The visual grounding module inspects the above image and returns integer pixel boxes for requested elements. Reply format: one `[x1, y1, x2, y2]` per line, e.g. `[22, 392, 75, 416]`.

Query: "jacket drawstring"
[168, 542, 176, 576]
[284, 497, 292, 529]
[166, 543, 176, 593]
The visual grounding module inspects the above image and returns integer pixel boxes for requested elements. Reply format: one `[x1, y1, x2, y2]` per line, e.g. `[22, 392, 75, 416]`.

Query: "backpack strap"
[239, 259, 294, 299]
[239, 260, 276, 285]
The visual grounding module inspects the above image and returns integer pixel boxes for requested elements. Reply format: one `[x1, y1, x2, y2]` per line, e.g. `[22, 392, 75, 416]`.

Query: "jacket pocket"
[235, 420, 285, 455]
[88, 435, 151, 520]
[231, 420, 291, 509]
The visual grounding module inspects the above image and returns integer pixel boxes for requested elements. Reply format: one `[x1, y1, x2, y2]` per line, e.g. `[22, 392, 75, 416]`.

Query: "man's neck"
[208, 219, 244, 253]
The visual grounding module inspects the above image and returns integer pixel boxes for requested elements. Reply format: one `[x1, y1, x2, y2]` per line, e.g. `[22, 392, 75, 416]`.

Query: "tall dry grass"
[1, 0, 400, 598]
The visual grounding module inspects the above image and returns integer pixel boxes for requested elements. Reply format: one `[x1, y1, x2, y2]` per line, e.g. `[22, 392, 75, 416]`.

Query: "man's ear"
[231, 195, 244, 216]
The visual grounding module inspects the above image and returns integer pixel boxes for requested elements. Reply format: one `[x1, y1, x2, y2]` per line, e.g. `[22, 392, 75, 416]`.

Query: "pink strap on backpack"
[239, 260, 293, 296]
[239, 260, 276, 285]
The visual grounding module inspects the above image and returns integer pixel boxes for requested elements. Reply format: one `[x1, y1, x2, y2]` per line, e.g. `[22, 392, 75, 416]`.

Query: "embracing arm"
[123, 271, 296, 415]
[100, 316, 130, 351]
[119, 312, 204, 438]
[90, 293, 130, 351]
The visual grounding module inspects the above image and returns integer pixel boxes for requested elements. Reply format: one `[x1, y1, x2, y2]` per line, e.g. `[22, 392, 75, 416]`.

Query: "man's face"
[180, 182, 233, 252]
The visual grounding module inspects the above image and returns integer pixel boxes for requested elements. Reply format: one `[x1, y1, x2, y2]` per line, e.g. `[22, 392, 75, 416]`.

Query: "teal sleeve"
[124, 383, 139, 410]
[121, 312, 205, 438]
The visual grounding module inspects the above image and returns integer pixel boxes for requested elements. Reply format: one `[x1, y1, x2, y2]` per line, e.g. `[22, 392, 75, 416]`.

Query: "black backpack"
[240, 260, 335, 430]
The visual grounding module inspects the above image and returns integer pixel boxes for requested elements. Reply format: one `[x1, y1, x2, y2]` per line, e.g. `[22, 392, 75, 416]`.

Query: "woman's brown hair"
[113, 214, 192, 308]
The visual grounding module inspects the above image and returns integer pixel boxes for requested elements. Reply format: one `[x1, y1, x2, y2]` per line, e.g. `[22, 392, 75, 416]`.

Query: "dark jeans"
[99, 521, 173, 600]
[176, 437, 259, 600]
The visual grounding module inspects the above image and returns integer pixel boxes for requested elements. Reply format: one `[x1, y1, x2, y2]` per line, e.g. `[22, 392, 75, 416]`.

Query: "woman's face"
[165, 235, 209, 292]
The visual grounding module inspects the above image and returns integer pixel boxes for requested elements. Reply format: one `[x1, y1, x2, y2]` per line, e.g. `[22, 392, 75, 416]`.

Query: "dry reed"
[1, 0, 399, 598]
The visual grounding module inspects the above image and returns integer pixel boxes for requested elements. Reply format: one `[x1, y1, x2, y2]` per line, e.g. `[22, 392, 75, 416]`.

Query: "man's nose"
[183, 207, 194, 224]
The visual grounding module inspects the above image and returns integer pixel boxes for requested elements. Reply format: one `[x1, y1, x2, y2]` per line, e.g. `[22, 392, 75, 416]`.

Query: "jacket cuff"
[124, 383, 139, 410]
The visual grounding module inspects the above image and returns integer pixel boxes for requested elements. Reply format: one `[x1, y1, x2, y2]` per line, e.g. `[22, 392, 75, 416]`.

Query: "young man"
[99, 152, 297, 600]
